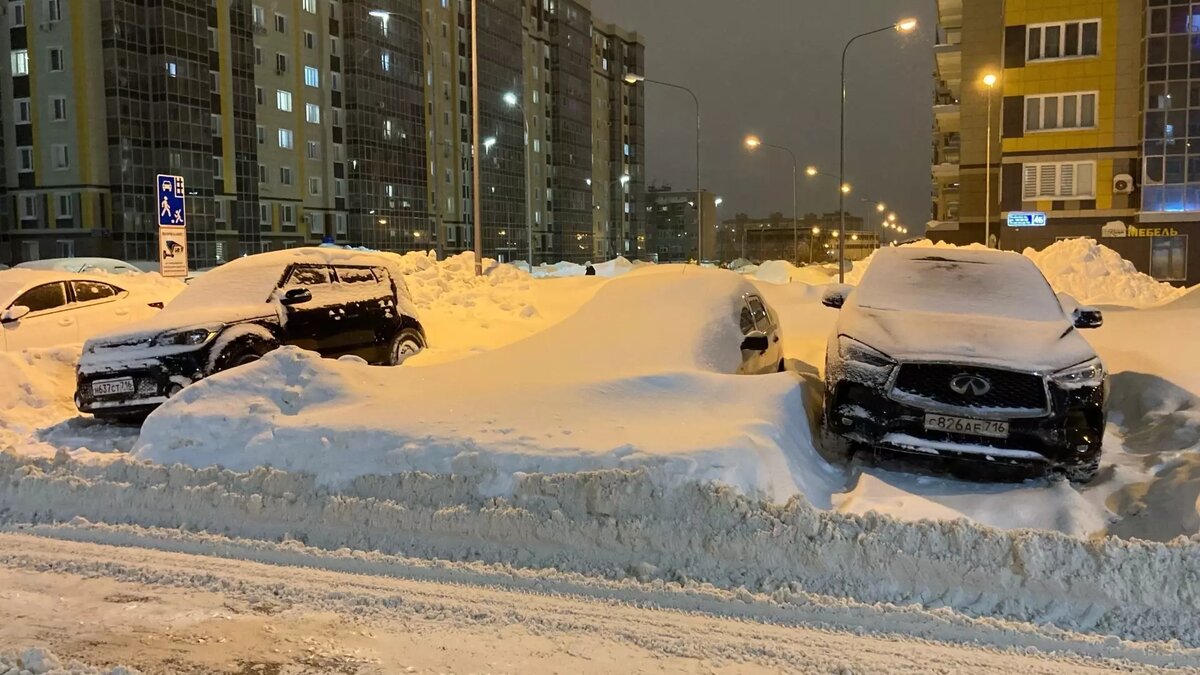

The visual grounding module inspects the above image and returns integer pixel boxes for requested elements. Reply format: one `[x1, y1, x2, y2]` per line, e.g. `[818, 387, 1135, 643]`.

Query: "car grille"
[892, 363, 1047, 413]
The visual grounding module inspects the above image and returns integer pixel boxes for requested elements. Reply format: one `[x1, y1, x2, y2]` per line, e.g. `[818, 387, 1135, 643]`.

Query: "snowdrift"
[739, 260, 833, 285]
[134, 268, 843, 502]
[7, 453, 1200, 647]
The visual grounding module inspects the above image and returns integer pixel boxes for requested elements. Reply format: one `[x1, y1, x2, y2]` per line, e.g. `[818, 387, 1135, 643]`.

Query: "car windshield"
[160, 259, 287, 316]
[856, 252, 1066, 322]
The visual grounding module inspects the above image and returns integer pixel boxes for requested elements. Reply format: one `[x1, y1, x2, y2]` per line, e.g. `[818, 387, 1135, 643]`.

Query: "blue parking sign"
[157, 174, 186, 228]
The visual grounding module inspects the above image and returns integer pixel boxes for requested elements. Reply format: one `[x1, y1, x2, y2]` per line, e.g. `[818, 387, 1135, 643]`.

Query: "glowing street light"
[812, 227, 821, 235]
[840, 183, 852, 194]
[876, 203, 887, 212]
[744, 133, 800, 262]
[806, 166, 819, 177]
[888, 212, 897, 222]
[896, 18, 919, 33]
[744, 135, 762, 150]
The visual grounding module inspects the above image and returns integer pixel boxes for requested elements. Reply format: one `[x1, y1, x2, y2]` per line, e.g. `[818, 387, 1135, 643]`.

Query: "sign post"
[1007, 211, 1048, 228]
[156, 174, 189, 278]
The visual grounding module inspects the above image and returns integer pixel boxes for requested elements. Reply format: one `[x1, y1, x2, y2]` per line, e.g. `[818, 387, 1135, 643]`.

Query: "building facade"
[931, 0, 1196, 286]
[720, 211, 873, 264]
[644, 184, 717, 263]
[0, 0, 643, 268]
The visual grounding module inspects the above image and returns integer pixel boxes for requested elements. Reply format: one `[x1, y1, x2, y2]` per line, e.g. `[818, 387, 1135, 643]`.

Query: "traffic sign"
[1007, 211, 1047, 228]
[157, 174, 187, 228]
[158, 228, 189, 278]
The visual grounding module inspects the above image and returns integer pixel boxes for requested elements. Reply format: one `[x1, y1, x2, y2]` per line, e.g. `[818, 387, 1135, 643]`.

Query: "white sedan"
[0, 270, 167, 351]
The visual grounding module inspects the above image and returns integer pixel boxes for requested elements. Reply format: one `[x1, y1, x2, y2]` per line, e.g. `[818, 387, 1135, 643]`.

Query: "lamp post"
[983, 73, 998, 248]
[502, 92, 535, 269]
[810, 227, 820, 264]
[625, 73, 703, 262]
[745, 135, 799, 264]
[839, 17, 918, 282]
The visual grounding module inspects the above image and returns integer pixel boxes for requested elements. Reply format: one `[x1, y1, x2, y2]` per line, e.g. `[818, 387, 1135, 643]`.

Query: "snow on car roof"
[15, 257, 143, 274]
[856, 247, 1065, 322]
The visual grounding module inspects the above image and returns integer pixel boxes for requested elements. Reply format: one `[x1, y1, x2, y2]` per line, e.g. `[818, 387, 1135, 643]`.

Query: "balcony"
[933, 102, 961, 133]
[937, 0, 963, 30]
[935, 41, 962, 93]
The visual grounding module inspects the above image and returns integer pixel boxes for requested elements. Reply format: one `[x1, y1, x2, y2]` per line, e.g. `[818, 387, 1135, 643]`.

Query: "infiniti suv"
[821, 247, 1107, 483]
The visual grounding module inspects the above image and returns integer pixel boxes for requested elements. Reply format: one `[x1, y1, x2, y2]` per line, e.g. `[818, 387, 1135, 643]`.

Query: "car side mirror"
[822, 285, 851, 310]
[1074, 307, 1103, 329]
[280, 288, 313, 306]
[741, 331, 770, 353]
[1, 305, 30, 323]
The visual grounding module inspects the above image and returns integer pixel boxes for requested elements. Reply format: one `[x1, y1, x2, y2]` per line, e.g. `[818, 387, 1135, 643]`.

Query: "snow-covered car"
[16, 257, 144, 275]
[75, 248, 426, 422]
[0, 270, 167, 352]
[821, 247, 1107, 483]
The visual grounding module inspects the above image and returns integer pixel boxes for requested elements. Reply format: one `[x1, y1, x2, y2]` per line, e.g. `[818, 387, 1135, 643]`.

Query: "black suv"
[821, 247, 1107, 483]
[76, 249, 425, 421]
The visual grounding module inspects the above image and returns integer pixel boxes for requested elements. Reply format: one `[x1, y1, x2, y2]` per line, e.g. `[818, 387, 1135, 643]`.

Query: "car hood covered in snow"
[837, 306, 1096, 372]
[840, 247, 1100, 372]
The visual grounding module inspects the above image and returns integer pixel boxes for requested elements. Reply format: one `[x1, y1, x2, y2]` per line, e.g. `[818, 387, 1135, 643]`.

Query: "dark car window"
[740, 305, 756, 334]
[747, 296, 771, 331]
[334, 266, 377, 285]
[284, 265, 332, 288]
[14, 283, 68, 313]
[72, 281, 120, 303]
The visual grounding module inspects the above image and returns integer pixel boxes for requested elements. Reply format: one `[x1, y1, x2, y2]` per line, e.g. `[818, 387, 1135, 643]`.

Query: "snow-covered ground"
[2, 243, 1200, 668]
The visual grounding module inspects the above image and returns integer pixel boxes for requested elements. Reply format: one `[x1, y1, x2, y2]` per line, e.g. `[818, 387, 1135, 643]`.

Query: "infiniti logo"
[949, 373, 992, 397]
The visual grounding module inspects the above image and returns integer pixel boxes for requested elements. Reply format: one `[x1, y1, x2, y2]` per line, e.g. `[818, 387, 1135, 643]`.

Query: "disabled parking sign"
[157, 174, 186, 228]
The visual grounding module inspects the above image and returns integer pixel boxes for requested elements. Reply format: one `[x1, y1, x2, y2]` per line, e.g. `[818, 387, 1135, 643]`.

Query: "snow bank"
[529, 256, 638, 278]
[0, 647, 139, 675]
[741, 260, 834, 285]
[133, 269, 842, 501]
[1024, 238, 1187, 308]
[0, 348, 80, 451]
[845, 238, 1188, 307]
[6, 453, 1200, 647]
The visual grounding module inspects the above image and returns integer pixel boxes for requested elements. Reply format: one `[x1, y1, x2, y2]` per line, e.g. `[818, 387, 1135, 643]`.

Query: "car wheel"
[387, 328, 425, 366]
[1063, 458, 1100, 485]
[213, 338, 276, 374]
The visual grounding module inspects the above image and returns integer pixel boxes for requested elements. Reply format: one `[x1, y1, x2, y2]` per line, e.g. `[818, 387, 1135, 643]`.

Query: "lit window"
[11, 50, 29, 76]
[304, 66, 319, 87]
[277, 89, 293, 112]
[306, 104, 320, 124]
[278, 128, 294, 149]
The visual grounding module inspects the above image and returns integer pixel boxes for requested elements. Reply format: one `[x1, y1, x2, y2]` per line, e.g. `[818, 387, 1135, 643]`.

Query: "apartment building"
[0, 0, 641, 268]
[644, 184, 718, 263]
[931, 0, 1196, 286]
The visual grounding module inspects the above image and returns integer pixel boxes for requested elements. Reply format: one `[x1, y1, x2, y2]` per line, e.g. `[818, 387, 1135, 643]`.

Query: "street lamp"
[805, 166, 818, 177]
[876, 203, 886, 213]
[983, 72, 999, 248]
[503, 91, 535, 269]
[839, 17, 918, 282]
[809, 226, 821, 264]
[744, 134, 800, 263]
[625, 72, 704, 261]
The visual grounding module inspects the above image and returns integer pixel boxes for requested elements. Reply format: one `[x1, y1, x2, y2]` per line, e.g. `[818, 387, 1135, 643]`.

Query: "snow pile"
[844, 238, 1188, 307]
[529, 256, 638, 278]
[741, 260, 834, 285]
[134, 268, 841, 501]
[0, 647, 140, 675]
[0, 348, 80, 451]
[388, 251, 605, 365]
[7, 454, 1200, 646]
[1024, 238, 1187, 308]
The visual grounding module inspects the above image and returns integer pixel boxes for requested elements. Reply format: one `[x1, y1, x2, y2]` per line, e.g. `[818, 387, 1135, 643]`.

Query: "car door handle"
[58, 318, 73, 326]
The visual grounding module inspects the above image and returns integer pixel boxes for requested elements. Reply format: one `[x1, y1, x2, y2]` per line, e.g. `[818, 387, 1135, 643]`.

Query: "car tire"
[387, 328, 425, 366]
[212, 337, 276, 374]
[1063, 458, 1100, 485]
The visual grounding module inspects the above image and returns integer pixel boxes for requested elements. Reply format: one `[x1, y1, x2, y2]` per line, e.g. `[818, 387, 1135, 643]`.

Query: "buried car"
[821, 247, 1107, 483]
[75, 247, 425, 421]
[0, 270, 169, 351]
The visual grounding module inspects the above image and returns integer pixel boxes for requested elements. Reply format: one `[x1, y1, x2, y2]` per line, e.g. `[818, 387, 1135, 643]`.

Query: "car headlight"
[838, 336, 895, 368]
[153, 326, 221, 348]
[1051, 358, 1106, 389]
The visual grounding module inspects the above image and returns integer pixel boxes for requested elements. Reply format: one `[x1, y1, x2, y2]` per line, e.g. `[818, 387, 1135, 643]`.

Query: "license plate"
[924, 414, 1010, 439]
[92, 378, 135, 397]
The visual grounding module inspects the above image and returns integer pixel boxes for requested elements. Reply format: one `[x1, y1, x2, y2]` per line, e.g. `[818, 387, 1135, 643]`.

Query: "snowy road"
[1, 530, 1194, 674]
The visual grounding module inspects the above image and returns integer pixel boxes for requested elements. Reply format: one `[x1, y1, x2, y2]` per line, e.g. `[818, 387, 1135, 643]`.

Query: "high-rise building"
[644, 184, 717, 263]
[930, 0, 1196, 286]
[0, 0, 641, 268]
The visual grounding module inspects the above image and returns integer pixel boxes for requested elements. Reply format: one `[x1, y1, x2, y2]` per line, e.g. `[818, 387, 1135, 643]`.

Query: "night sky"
[590, 0, 937, 234]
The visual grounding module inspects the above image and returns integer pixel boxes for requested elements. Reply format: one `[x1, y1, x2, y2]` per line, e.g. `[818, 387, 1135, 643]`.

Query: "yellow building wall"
[1002, 0, 1119, 155]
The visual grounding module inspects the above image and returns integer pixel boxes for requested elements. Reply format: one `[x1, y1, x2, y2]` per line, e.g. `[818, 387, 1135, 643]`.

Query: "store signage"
[1126, 226, 1181, 238]
[1101, 221, 1127, 238]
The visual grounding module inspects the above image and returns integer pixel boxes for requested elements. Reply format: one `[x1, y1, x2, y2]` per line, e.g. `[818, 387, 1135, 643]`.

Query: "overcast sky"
[590, 0, 936, 233]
